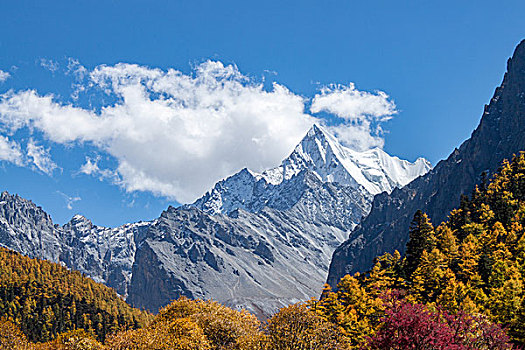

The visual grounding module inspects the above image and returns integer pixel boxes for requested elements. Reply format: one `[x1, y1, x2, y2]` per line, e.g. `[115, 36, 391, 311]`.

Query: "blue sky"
[0, 0, 523, 227]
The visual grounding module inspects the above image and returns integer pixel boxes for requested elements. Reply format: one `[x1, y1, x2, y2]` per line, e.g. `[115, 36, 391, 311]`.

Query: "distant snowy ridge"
[191, 124, 431, 216]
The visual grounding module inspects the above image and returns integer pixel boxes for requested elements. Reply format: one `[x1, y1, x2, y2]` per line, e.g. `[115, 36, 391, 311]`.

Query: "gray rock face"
[128, 170, 371, 315]
[0, 191, 149, 298]
[327, 39, 525, 288]
[129, 126, 428, 315]
[0, 125, 429, 316]
[60, 215, 150, 296]
[0, 192, 63, 263]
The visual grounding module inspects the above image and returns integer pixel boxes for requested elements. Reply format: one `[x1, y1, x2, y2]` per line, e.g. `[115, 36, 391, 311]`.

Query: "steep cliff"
[327, 39, 525, 287]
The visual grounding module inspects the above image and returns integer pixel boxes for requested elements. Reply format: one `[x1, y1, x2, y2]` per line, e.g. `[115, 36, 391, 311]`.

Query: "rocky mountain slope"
[130, 125, 429, 314]
[0, 125, 429, 316]
[327, 39, 525, 288]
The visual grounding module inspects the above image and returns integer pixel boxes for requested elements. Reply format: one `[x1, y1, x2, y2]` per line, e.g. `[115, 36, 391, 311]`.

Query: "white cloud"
[0, 61, 316, 202]
[79, 157, 99, 176]
[0, 70, 10, 83]
[40, 58, 59, 73]
[328, 122, 386, 151]
[66, 58, 88, 100]
[310, 83, 397, 151]
[66, 58, 88, 80]
[79, 156, 119, 181]
[0, 135, 23, 165]
[311, 83, 396, 120]
[0, 135, 60, 176]
[26, 140, 58, 175]
[57, 191, 81, 210]
[0, 135, 59, 174]
[0, 61, 400, 202]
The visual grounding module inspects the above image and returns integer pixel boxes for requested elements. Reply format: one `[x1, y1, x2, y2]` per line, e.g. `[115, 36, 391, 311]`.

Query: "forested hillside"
[0, 247, 151, 342]
[328, 39, 525, 284]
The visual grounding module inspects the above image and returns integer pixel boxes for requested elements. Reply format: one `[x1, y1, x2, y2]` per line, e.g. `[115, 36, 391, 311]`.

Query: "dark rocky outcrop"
[327, 39, 525, 287]
[127, 239, 194, 312]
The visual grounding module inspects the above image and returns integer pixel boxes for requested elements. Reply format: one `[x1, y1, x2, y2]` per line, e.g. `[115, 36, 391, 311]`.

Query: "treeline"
[0, 247, 151, 342]
[0, 290, 514, 349]
[1, 297, 348, 350]
[3, 152, 525, 349]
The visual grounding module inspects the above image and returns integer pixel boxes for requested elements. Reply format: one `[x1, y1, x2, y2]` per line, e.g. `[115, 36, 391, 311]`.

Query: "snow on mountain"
[0, 124, 431, 317]
[61, 214, 152, 297]
[191, 124, 431, 216]
[129, 125, 430, 315]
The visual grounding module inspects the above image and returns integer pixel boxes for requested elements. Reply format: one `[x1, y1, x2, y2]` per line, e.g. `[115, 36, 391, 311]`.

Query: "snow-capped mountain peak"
[191, 124, 431, 215]
[260, 124, 430, 195]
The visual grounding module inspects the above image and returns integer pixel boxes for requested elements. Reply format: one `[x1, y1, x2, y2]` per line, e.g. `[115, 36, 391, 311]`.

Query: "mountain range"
[2, 39, 524, 320]
[0, 124, 429, 317]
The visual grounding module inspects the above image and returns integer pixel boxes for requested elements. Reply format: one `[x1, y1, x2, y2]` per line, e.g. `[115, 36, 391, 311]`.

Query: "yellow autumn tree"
[265, 303, 348, 350]
[105, 317, 211, 350]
